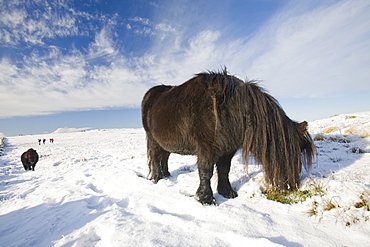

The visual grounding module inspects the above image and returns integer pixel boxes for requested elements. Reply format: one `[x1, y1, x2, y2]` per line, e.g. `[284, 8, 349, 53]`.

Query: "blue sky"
[0, 0, 369, 136]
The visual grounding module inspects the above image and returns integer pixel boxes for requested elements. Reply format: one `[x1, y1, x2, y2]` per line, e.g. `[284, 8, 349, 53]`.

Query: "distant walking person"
[38, 139, 41, 145]
[43, 139, 46, 144]
[50, 138, 54, 143]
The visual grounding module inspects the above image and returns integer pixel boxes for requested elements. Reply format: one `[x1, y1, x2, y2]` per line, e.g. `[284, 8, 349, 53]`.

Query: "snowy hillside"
[1, 113, 370, 246]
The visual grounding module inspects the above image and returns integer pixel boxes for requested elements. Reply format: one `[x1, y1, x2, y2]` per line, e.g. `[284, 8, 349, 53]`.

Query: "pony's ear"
[297, 121, 308, 133]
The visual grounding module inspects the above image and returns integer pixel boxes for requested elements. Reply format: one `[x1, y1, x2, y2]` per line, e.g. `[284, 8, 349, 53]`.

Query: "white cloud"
[154, 23, 176, 33]
[0, 0, 369, 119]
[128, 16, 178, 38]
[0, 58, 19, 80]
[244, 0, 370, 97]
[0, 0, 91, 45]
[131, 0, 369, 100]
[0, 29, 148, 117]
[0, 7, 27, 26]
[86, 27, 117, 61]
[130, 17, 151, 26]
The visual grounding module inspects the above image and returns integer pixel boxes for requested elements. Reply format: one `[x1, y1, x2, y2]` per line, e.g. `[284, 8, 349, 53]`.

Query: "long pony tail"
[242, 82, 303, 190]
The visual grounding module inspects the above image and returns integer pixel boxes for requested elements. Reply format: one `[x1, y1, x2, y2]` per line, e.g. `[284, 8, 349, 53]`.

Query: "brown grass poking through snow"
[322, 126, 341, 134]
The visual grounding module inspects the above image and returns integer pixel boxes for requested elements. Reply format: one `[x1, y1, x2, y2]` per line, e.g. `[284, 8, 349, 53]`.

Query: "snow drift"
[0, 112, 369, 246]
[52, 127, 92, 134]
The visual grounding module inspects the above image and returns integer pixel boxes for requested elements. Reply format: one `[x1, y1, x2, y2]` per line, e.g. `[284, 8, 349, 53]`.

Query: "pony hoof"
[218, 186, 238, 199]
[151, 177, 161, 184]
[220, 190, 238, 199]
[202, 198, 217, 206]
[151, 174, 163, 183]
[196, 196, 217, 206]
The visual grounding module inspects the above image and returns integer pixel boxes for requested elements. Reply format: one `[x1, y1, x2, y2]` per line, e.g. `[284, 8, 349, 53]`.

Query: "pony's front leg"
[196, 164, 216, 205]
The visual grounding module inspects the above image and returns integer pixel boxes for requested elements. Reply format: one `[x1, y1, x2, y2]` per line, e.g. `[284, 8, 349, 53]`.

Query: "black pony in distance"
[142, 69, 316, 205]
[21, 148, 39, 171]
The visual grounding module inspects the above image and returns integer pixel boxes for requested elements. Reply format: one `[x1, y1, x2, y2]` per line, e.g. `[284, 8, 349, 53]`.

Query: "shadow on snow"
[0, 197, 109, 246]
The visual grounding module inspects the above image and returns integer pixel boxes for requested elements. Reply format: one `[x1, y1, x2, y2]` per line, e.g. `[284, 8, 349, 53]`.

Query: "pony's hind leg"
[147, 137, 170, 183]
[216, 154, 238, 199]
[161, 151, 170, 178]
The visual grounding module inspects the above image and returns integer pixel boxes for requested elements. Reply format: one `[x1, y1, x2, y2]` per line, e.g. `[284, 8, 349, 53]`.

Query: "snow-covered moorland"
[1, 112, 370, 246]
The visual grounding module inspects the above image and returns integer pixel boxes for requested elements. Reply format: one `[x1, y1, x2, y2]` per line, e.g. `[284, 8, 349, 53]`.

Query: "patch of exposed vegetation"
[263, 185, 325, 204]
[344, 127, 370, 138]
[322, 126, 340, 134]
[40, 154, 52, 158]
[313, 134, 350, 143]
[0, 137, 5, 156]
[354, 193, 370, 211]
[313, 134, 325, 141]
[307, 191, 370, 226]
[328, 136, 350, 143]
[351, 147, 366, 154]
[323, 199, 338, 211]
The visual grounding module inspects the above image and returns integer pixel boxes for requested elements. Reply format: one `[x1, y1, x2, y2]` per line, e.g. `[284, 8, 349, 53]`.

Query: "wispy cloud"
[0, 0, 369, 118]
[130, 17, 151, 26]
[86, 27, 117, 61]
[143, 0, 370, 98]
[127, 16, 177, 37]
[0, 0, 85, 46]
[245, 0, 370, 97]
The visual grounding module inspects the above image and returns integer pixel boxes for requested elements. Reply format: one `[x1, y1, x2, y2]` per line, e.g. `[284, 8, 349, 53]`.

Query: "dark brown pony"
[142, 69, 316, 205]
[21, 148, 39, 171]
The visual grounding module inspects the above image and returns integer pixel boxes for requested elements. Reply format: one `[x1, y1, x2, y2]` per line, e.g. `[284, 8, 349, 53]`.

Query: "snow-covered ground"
[1, 112, 369, 246]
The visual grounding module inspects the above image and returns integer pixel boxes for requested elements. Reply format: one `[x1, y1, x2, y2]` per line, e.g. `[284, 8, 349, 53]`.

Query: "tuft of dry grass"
[351, 147, 366, 154]
[322, 126, 341, 134]
[354, 193, 370, 211]
[344, 127, 370, 138]
[307, 201, 319, 217]
[313, 134, 350, 143]
[328, 136, 350, 143]
[40, 154, 52, 158]
[359, 131, 370, 138]
[323, 199, 338, 211]
[313, 134, 325, 141]
[306, 191, 370, 226]
[344, 127, 356, 136]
